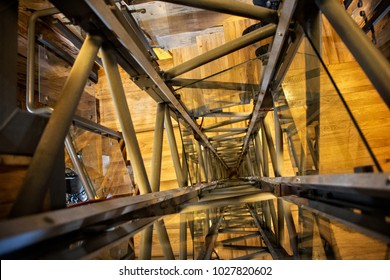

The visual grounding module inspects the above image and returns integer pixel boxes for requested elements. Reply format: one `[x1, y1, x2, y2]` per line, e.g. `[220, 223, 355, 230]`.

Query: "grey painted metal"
[198, 210, 225, 260]
[262, 201, 272, 230]
[247, 204, 291, 260]
[254, 134, 264, 176]
[26, 8, 59, 115]
[205, 127, 248, 133]
[314, 216, 339, 259]
[276, 198, 285, 247]
[282, 200, 299, 257]
[72, 115, 122, 139]
[170, 78, 260, 91]
[101, 46, 152, 195]
[1, 186, 200, 257]
[64, 134, 96, 200]
[261, 125, 269, 177]
[151, 103, 166, 192]
[315, 0, 390, 108]
[165, 107, 186, 188]
[239, 0, 298, 168]
[139, 226, 153, 260]
[164, 24, 277, 80]
[180, 214, 187, 260]
[155, 220, 175, 259]
[10, 35, 102, 217]
[304, 5, 321, 173]
[268, 200, 278, 237]
[219, 232, 260, 244]
[273, 108, 284, 176]
[262, 173, 390, 197]
[182, 192, 275, 212]
[181, 148, 189, 185]
[196, 142, 208, 182]
[262, 119, 281, 177]
[209, 130, 245, 141]
[202, 117, 250, 131]
[85, 0, 227, 169]
[272, 27, 304, 91]
[158, 0, 278, 23]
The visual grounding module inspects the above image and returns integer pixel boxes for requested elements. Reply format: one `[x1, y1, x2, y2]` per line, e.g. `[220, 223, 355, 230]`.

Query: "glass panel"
[175, 58, 261, 117]
[319, 15, 390, 172]
[66, 126, 134, 203]
[278, 36, 378, 175]
[178, 120, 196, 185]
[37, 45, 98, 121]
[280, 200, 388, 260]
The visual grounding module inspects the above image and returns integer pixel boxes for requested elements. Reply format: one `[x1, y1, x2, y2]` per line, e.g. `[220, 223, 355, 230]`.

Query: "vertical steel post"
[277, 198, 285, 246]
[139, 226, 153, 260]
[260, 125, 269, 177]
[282, 200, 299, 258]
[196, 141, 207, 182]
[261, 118, 281, 177]
[102, 47, 153, 259]
[254, 134, 264, 177]
[101, 47, 151, 195]
[274, 108, 284, 176]
[182, 150, 189, 186]
[180, 213, 188, 260]
[302, 4, 321, 174]
[165, 107, 185, 188]
[155, 220, 175, 259]
[150, 103, 166, 192]
[10, 35, 102, 217]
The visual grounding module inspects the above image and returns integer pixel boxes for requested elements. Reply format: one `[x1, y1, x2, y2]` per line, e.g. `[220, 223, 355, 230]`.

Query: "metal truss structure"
[0, 0, 389, 259]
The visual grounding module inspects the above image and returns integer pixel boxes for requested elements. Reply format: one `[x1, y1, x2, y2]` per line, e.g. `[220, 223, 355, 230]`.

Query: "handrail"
[27, 8, 122, 140]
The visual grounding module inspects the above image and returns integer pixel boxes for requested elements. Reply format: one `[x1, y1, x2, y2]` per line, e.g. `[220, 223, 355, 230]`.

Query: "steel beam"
[164, 23, 277, 80]
[209, 131, 247, 141]
[274, 108, 284, 176]
[101, 46, 152, 195]
[84, 0, 227, 169]
[205, 127, 248, 133]
[139, 226, 153, 260]
[262, 119, 281, 177]
[180, 214, 187, 260]
[165, 107, 186, 188]
[155, 220, 175, 259]
[1, 186, 200, 257]
[315, 0, 390, 107]
[239, 0, 298, 168]
[182, 192, 275, 212]
[151, 103, 166, 192]
[158, 0, 278, 23]
[169, 78, 259, 91]
[247, 204, 291, 260]
[198, 210, 225, 260]
[202, 116, 250, 131]
[261, 126, 270, 177]
[10, 35, 102, 217]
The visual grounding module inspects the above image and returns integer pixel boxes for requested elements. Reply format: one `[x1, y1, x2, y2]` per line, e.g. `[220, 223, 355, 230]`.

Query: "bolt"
[278, 32, 283, 36]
